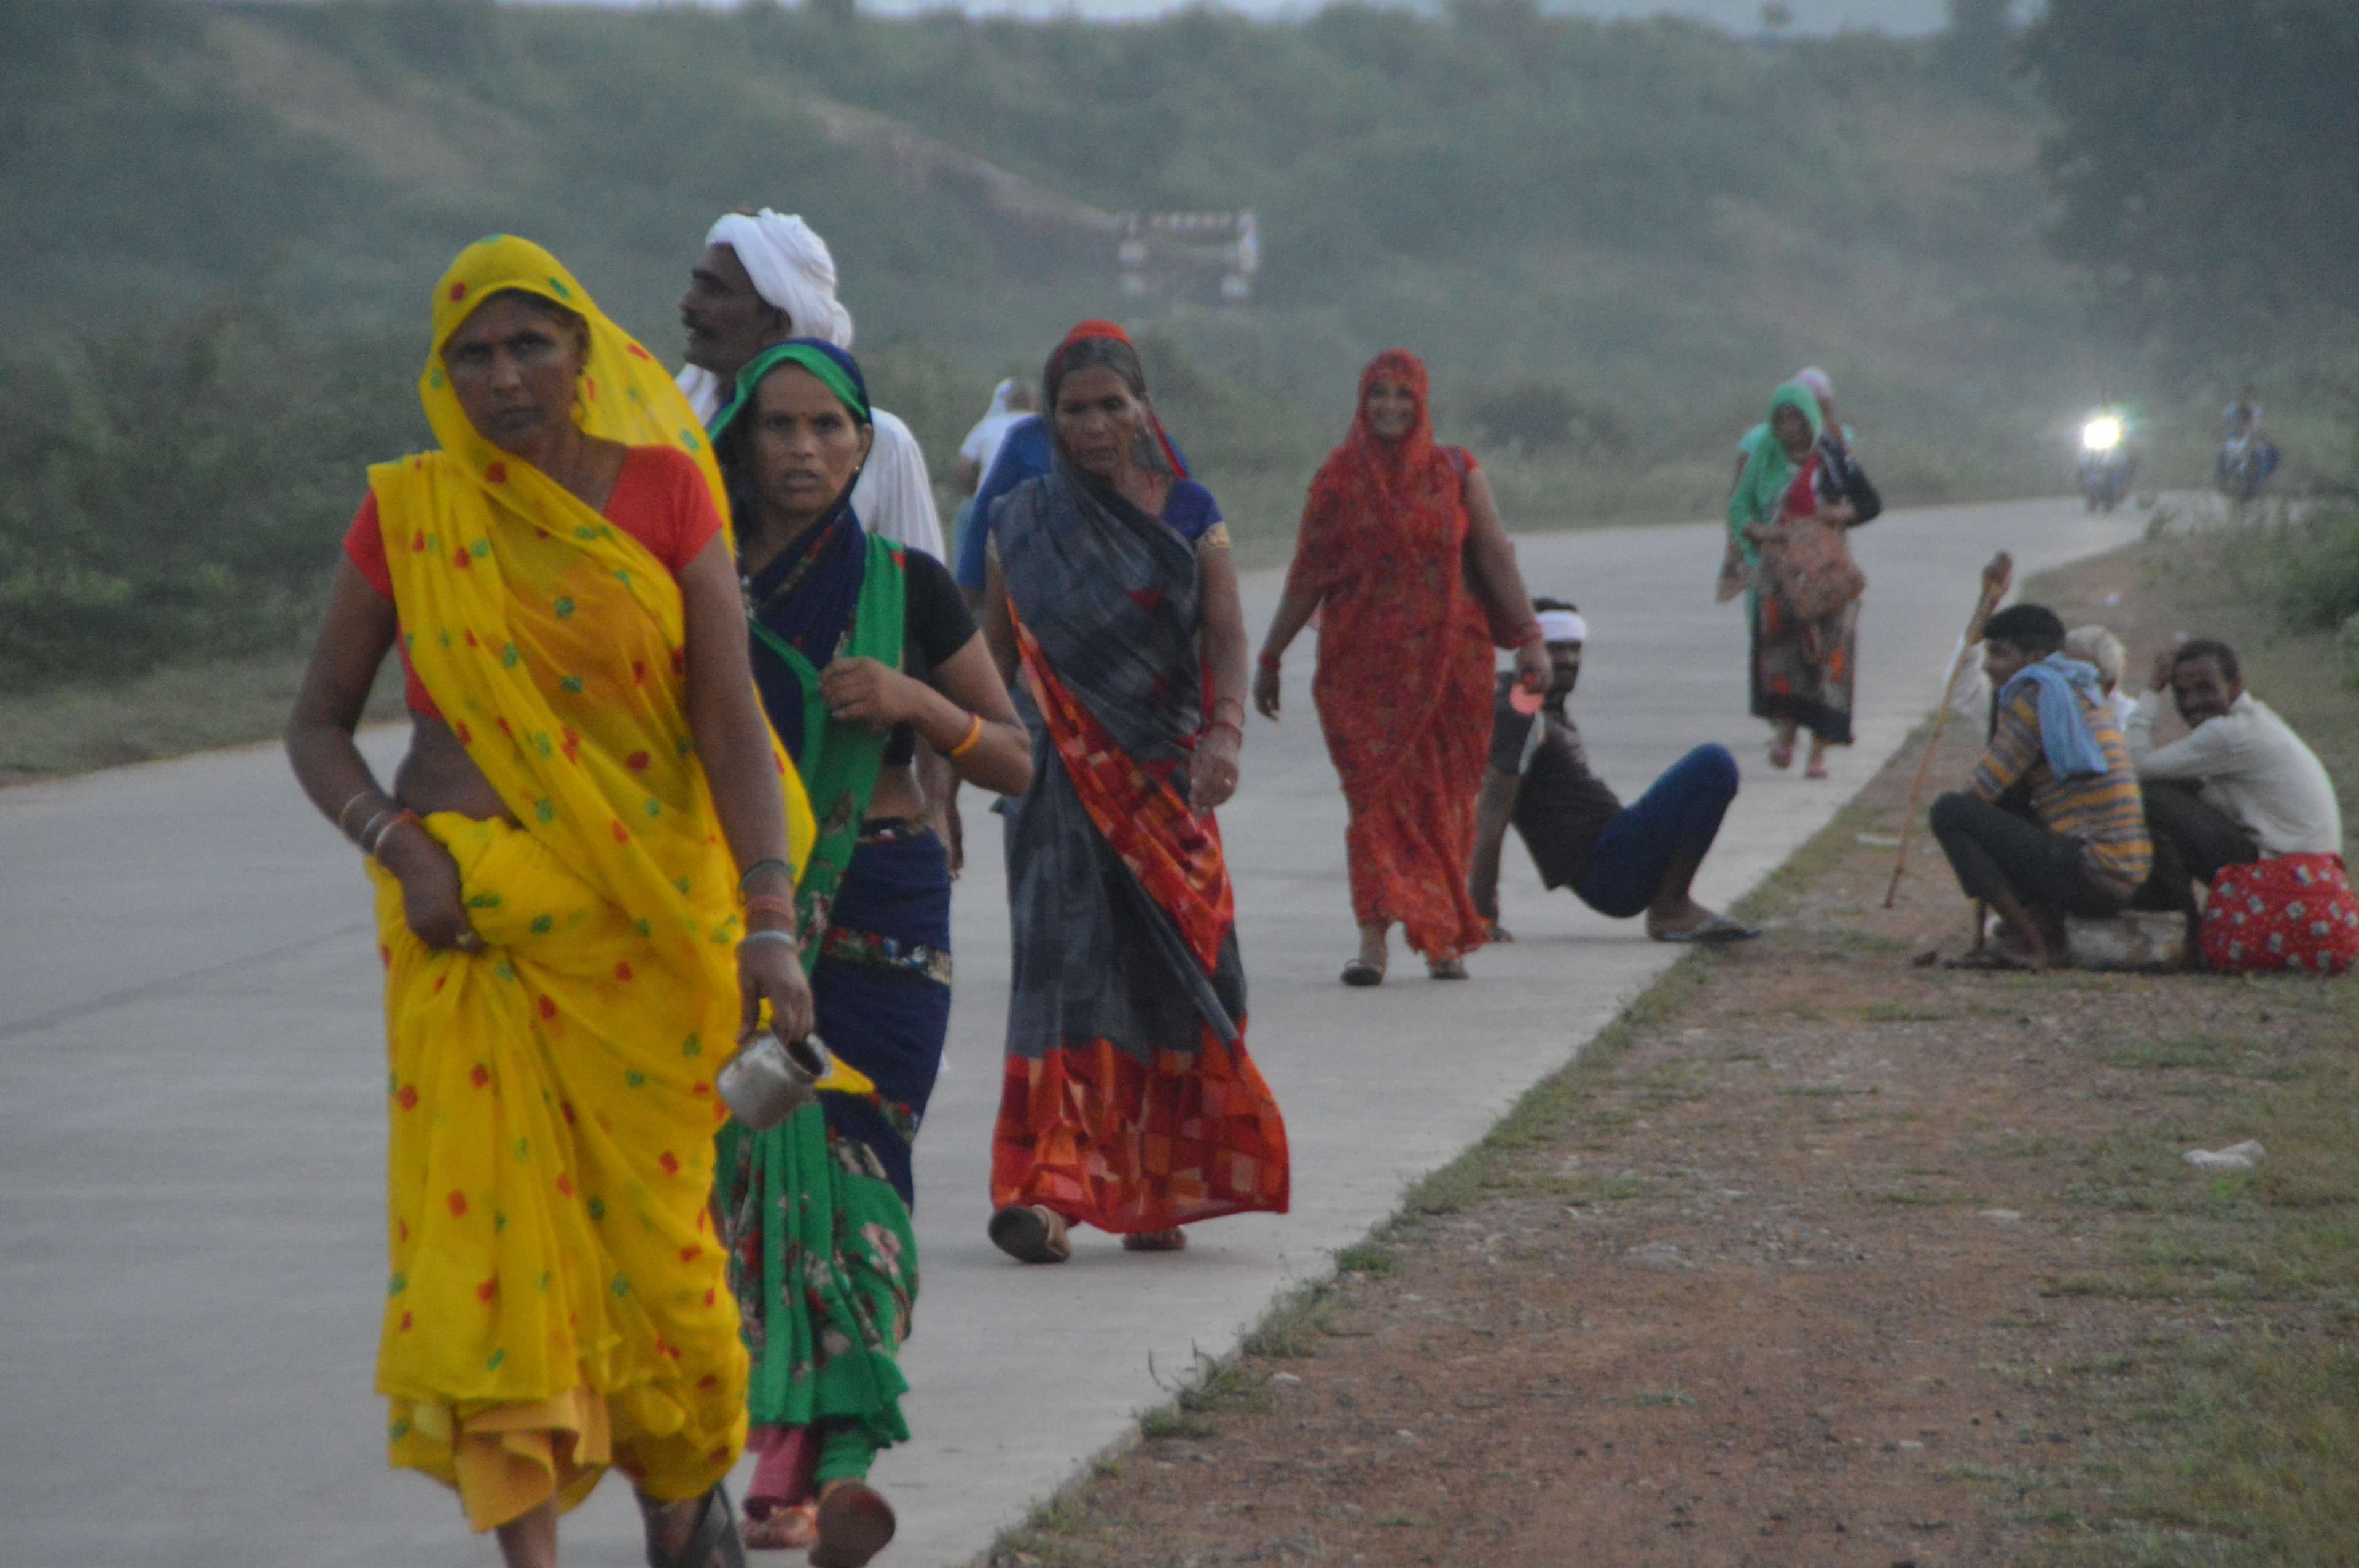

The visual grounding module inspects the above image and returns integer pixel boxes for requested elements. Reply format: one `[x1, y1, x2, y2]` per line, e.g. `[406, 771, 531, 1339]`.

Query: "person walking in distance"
[1254, 349, 1549, 985]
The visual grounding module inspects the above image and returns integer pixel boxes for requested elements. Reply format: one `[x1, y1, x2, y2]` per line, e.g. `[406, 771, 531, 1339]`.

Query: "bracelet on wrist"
[740, 928, 800, 953]
[743, 893, 797, 926]
[1208, 718, 1245, 741]
[946, 710, 985, 760]
[367, 808, 425, 860]
[337, 789, 381, 838]
[738, 857, 795, 897]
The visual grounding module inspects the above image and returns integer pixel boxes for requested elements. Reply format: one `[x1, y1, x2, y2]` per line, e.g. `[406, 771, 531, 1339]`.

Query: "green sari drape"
[717, 530, 916, 1457]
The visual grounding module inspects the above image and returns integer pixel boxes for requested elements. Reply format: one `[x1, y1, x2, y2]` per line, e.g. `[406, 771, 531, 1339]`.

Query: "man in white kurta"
[675, 209, 945, 560]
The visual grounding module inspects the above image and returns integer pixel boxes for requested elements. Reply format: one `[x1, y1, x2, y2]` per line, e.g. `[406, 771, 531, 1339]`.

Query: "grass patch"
[1625, 1387, 1697, 1409]
[0, 647, 405, 780]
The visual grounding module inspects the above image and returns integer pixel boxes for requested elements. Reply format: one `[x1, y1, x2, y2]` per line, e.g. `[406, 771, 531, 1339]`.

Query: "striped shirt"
[1971, 687, 2152, 896]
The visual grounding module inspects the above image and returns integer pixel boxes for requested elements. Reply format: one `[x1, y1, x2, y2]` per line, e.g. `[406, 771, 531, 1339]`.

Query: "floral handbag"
[1762, 509, 1866, 622]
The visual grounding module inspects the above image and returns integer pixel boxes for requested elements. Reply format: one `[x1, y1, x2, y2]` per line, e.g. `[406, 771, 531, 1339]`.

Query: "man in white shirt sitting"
[2128, 638, 2343, 915]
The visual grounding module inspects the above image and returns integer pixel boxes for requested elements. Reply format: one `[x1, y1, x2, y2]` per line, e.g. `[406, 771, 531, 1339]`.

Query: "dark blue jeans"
[1573, 744, 1740, 919]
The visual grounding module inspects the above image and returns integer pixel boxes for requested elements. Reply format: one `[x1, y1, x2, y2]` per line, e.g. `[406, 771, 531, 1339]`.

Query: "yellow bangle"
[947, 711, 985, 759]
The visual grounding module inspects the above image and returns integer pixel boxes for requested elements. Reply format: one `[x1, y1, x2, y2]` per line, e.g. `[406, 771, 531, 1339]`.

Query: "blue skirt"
[813, 820, 953, 1209]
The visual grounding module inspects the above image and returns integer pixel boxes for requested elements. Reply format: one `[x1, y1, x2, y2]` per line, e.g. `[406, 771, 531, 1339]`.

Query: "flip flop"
[740, 1503, 815, 1551]
[641, 1483, 745, 1568]
[1340, 958, 1385, 987]
[1767, 738, 1795, 770]
[987, 1204, 1071, 1264]
[1121, 1227, 1189, 1253]
[1651, 916, 1762, 945]
[1939, 948, 2038, 972]
[1426, 957, 1469, 980]
[809, 1482, 896, 1568]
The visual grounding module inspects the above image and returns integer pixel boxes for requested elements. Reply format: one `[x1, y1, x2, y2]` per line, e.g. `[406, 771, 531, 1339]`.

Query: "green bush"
[0, 306, 424, 685]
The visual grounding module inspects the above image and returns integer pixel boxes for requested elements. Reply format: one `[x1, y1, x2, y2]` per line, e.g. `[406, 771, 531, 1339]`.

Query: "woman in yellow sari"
[286, 236, 818, 1568]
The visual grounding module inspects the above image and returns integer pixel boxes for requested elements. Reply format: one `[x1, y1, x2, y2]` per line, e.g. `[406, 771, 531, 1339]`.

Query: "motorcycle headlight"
[2082, 416, 2123, 453]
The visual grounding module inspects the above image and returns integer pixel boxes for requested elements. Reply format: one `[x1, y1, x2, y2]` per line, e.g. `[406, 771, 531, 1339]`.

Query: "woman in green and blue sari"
[708, 340, 1031, 1564]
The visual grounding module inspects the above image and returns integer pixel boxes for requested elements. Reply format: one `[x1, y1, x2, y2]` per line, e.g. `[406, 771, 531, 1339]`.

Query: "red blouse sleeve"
[342, 491, 393, 598]
[611, 447, 724, 575]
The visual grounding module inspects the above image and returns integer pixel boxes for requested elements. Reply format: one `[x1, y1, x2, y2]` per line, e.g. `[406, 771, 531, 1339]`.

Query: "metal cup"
[716, 1029, 832, 1132]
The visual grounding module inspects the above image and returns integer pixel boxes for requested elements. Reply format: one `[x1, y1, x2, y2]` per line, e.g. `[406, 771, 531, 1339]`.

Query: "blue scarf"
[741, 495, 867, 764]
[2001, 653, 2111, 779]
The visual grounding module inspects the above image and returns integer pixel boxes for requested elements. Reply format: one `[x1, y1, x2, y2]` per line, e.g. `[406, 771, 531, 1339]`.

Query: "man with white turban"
[677, 208, 945, 560]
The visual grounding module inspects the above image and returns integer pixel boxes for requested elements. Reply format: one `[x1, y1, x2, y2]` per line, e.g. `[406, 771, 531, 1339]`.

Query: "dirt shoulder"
[982, 534, 2359, 1568]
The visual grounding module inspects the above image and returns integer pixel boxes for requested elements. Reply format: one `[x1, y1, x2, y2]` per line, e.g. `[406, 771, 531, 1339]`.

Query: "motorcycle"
[2215, 432, 2279, 502]
[2077, 414, 2135, 512]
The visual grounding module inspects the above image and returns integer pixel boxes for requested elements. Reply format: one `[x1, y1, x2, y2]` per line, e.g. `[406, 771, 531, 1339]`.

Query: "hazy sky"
[534, 0, 1950, 32]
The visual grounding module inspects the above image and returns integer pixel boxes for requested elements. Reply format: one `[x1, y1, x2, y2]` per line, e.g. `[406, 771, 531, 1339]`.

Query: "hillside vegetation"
[1, 0, 2098, 690]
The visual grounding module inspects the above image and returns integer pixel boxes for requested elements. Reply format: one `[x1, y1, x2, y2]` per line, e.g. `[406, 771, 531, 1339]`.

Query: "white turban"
[1794, 367, 1836, 408]
[707, 210, 855, 349]
[1536, 609, 1588, 645]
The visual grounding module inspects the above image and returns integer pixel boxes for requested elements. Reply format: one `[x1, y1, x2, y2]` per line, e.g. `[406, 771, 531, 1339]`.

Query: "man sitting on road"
[674, 206, 945, 559]
[1471, 599, 1758, 944]
[1930, 604, 2151, 970]
[2127, 638, 2343, 916]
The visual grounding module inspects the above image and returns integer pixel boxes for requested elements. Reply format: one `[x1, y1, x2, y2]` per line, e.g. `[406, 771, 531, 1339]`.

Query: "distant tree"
[2025, 0, 2359, 351]
[810, 0, 858, 24]
[1759, 4, 1793, 34]
[1939, 0, 2015, 87]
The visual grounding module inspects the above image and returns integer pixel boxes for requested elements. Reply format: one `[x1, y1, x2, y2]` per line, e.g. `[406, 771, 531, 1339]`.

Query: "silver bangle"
[354, 808, 395, 851]
[740, 929, 800, 951]
[336, 789, 380, 836]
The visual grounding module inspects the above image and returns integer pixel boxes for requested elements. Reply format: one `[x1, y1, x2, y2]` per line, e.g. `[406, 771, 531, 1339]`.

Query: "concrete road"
[0, 499, 2138, 1566]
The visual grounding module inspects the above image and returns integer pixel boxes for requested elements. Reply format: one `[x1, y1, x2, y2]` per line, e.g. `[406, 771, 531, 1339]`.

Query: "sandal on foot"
[741, 1503, 816, 1551]
[1651, 915, 1761, 945]
[1939, 948, 2039, 972]
[641, 1483, 745, 1568]
[1340, 958, 1385, 987]
[1121, 1227, 1188, 1253]
[1767, 737, 1795, 770]
[1805, 754, 1829, 779]
[1426, 956, 1469, 980]
[987, 1204, 1071, 1264]
[808, 1482, 896, 1568]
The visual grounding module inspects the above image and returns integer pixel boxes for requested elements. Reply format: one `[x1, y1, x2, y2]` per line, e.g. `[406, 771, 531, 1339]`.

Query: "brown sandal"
[1121, 1227, 1188, 1253]
[808, 1481, 896, 1568]
[739, 1502, 815, 1551]
[987, 1204, 1071, 1263]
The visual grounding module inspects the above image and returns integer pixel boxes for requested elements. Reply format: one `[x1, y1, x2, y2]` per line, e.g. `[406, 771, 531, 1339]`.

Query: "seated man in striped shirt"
[1929, 604, 2152, 970]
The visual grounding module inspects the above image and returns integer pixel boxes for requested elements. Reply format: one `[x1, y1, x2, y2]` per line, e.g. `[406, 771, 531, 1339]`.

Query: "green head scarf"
[707, 338, 872, 444]
[1728, 380, 1828, 556]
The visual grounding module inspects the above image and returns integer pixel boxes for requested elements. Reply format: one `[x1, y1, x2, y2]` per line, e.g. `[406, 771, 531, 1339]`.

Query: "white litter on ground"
[2183, 1141, 2267, 1171]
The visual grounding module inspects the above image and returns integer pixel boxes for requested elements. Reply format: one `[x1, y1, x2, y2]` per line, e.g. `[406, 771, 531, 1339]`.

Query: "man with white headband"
[1471, 598, 1758, 943]
[677, 208, 945, 560]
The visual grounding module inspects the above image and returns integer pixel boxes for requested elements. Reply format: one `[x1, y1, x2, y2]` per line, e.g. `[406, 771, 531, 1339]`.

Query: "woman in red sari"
[1254, 350, 1550, 985]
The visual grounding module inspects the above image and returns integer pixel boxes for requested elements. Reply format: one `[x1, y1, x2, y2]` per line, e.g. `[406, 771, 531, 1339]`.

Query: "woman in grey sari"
[975, 321, 1290, 1263]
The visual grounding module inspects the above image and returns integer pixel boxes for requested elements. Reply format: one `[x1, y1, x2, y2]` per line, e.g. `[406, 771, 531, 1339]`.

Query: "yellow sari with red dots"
[364, 236, 815, 1529]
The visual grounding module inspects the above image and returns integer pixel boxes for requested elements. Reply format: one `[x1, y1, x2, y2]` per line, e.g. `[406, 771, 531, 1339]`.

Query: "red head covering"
[1290, 348, 1469, 598]
[1044, 319, 1187, 479]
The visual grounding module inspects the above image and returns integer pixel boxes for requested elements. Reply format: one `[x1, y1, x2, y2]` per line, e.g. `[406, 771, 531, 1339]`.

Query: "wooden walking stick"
[1884, 553, 2013, 910]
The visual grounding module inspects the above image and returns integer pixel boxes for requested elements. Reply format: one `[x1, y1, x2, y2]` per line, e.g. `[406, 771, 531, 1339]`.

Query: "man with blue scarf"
[1930, 604, 2151, 970]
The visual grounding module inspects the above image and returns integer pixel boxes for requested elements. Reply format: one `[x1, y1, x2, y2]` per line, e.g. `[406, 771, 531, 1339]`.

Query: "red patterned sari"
[988, 461, 1289, 1233]
[1287, 351, 1496, 961]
